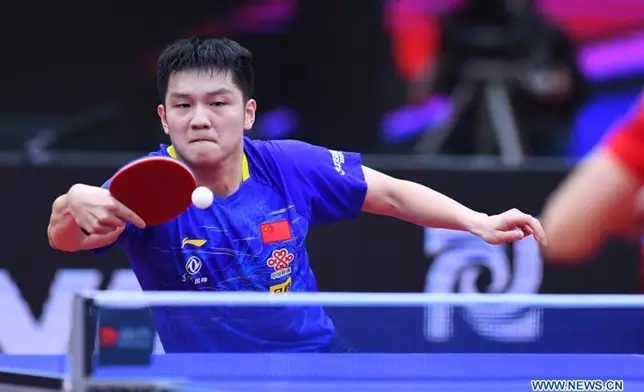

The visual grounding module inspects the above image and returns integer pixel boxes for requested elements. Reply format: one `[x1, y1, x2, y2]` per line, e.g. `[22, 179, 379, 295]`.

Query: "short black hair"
[156, 36, 254, 103]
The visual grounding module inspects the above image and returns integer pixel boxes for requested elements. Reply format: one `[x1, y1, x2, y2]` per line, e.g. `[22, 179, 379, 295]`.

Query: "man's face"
[158, 69, 256, 168]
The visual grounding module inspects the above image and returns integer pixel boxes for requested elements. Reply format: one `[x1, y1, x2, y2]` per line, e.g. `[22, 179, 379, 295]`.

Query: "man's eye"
[212, 102, 226, 107]
[175, 104, 190, 108]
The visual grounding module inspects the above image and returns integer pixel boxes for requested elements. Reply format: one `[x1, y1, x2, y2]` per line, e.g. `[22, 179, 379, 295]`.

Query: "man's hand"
[67, 184, 146, 235]
[472, 208, 548, 246]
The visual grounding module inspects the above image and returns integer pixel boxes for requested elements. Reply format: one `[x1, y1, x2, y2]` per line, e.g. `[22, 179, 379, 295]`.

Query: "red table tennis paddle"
[108, 157, 197, 227]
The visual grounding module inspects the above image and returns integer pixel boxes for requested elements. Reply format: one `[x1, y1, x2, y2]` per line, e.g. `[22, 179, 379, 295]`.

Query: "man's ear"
[158, 104, 169, 136]
[243, 99, 257, 131]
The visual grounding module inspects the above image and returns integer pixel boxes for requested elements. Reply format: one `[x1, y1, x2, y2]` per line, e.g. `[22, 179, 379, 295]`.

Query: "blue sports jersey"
[93, 137, 368, 352]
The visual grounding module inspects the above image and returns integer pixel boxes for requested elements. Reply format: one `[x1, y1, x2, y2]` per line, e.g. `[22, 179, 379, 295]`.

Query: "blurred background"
[2, 0, 644, 354]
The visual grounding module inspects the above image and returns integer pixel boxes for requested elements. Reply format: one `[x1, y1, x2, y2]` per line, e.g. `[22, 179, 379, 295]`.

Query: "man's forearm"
[386, 179, 488, 235]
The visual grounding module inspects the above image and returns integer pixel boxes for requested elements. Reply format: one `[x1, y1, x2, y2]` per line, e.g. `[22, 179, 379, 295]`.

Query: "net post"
[67, 291, 96, 392]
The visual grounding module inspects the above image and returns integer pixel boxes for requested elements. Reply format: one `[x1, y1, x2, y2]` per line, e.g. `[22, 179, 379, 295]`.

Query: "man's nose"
[189, 105, 211, 129]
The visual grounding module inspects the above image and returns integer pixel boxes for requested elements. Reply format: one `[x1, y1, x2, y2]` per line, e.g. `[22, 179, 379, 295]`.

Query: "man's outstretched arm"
[360, 166, 547, 246]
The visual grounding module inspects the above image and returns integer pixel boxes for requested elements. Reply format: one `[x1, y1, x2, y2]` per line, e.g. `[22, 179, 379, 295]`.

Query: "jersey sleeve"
[264, 140, 368, 225]
[603, 96, 644, 183]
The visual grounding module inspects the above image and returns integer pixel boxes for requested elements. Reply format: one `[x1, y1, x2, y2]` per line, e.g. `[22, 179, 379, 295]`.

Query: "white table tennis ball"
[192, 186, 214, 209]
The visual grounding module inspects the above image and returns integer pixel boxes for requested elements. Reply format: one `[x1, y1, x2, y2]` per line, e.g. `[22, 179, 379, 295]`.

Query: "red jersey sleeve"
[604, 96, 644, 183]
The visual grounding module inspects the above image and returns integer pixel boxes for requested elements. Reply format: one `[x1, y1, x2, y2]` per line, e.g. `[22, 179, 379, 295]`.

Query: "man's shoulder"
[243, 137, 310, 173]
[244, 137, 342, 166]
[243, 137, 310, 156]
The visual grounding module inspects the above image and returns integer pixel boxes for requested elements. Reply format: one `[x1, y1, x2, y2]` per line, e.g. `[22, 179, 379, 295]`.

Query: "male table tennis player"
[542, 93, 644, 262]
[47, 36, 546, 353]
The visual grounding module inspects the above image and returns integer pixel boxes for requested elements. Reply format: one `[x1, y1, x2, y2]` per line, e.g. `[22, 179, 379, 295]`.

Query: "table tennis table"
[0, 353, 641, 391]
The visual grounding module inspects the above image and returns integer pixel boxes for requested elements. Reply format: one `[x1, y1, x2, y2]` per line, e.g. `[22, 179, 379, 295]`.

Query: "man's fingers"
[81, 212, 125, 235]
[84, 218, 117, 235]
[94, 211, 126, 230]
[515, 218, 547, 246]
[526, 217, 548, 246]
[77, 221, 94, 236]
[502, 209, 548, 246]
[502, 209, 532, 227]
[111, 200, 146, 229]
[498, 228, 525, 243]
[521, 225, 533, 236]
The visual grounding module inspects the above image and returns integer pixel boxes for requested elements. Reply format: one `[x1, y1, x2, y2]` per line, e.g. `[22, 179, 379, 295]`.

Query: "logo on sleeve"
[329, 150, 345, 175]
[260, 220, 292, 244]
[267, 248, 294, 279]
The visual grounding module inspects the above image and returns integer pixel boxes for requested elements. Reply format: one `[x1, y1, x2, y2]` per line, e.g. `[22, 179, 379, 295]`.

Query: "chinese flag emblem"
[260, 220, 292, 244]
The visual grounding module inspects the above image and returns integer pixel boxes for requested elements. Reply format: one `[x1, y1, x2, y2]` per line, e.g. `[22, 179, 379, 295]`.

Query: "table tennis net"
[79, 291, 644, 356]
[2, 292, 643, 391]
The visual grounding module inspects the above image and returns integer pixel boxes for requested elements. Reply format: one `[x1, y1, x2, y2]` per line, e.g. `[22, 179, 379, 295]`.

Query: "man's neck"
[193, 149, 244, 198]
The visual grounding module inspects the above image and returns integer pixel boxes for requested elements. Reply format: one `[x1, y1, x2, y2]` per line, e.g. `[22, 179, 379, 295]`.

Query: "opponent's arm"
[541, 149, 642, 261]
[48, 184, 145, 252]
[361, 166, 546, 246]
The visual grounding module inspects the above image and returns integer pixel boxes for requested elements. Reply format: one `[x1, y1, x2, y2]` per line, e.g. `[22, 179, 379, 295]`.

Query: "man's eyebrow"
[206, 88, 234, 96]
[168, 92, 190, 99]
[168, 88, 234, 99]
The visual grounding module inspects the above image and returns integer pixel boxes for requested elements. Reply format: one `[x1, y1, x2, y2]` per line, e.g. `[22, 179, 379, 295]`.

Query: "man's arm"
[541, 149, 642, 261]
[264, 139, 542, 245]
[48, 193, 124, 252]
[361, 166, 487, 232]
[361, 166, 546, 245]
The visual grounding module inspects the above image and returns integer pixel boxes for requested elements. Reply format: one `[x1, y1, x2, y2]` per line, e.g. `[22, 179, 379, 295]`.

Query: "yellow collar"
[166, 145, 250, 182]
